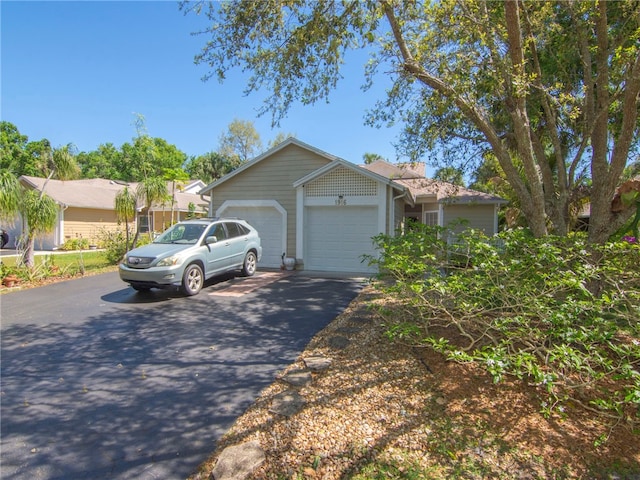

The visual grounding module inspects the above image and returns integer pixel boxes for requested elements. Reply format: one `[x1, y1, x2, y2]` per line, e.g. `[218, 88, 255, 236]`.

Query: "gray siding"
[442, 204, 497, 234]
[210, 144, 331, 258]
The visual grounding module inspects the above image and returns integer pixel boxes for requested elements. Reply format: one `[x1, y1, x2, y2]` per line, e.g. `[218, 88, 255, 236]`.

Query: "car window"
[237, 223, 250, 235]
[155, 223, 205, 244]
[229, 222, 250, 236]
[206, 223, 227, 241]
[182, 225, 205, 243]
[224, 222, 244, 238]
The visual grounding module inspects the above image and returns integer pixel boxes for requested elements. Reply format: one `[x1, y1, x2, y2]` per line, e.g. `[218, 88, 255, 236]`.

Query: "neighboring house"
[177, 179, 206, 195]
[199, 138, 506, 274]
[15, 176, 208, 250]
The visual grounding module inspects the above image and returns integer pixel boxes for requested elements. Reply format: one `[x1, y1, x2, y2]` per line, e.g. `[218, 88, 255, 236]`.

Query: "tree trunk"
[20, 236, 36, 269]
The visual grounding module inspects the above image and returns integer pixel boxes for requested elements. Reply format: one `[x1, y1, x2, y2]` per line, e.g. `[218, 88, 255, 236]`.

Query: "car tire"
[241, 251, 257, 277]
[131, 283, 150, 292]
[181, 263, 203, 296]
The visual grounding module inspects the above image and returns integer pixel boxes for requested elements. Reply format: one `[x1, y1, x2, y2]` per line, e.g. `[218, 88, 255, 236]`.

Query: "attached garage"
[304, 206, 379, 273]
[216, 201, 286, 269]
[202, 139, 504, 276]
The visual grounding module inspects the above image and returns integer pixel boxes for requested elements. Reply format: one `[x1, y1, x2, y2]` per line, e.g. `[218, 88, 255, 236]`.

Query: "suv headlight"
[157, 255, 182, 267]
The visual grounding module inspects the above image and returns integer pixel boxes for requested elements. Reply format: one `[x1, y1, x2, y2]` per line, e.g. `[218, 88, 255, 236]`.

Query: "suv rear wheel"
[241, 251, 257, 276]
[181, 263, 204, 296]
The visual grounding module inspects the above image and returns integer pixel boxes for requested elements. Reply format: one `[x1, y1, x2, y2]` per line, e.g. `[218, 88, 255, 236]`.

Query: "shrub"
[97, 228, 131, 264]
[60, 238, 90, 251]
[96, 228, 153, 264]
[368, 225, 640, 428]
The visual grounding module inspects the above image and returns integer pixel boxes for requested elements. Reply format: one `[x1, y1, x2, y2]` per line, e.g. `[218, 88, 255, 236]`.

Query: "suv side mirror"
[205, 235, 218, 244]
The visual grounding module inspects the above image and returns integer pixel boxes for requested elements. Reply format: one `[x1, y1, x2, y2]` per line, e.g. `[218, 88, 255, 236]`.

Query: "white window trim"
[423, 210, 439, 226]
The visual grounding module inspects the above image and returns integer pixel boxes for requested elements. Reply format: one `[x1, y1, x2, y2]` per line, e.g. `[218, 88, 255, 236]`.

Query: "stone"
[303, 355, 333, 371]
[327, 335, 349, 349]
[335, 326, 360, 335]
[281, 369, 312, 387]
[269, 390, 305, 417]
[211, 440, 265, 480]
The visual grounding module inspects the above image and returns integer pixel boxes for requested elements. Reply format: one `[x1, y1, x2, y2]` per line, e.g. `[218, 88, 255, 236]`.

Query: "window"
[206, 223, 227, 241]
[224, 222, 242, 238]
[138, 216, 151, 233]
[423, 211, 439, 226]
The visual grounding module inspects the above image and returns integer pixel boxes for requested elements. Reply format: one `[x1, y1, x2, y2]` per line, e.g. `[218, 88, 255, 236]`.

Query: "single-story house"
[199, 138, 507, 274]
[9, 176, 208, 250]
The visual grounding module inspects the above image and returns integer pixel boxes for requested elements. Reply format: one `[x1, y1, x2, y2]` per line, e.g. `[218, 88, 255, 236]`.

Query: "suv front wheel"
[181, 263, 204, 296]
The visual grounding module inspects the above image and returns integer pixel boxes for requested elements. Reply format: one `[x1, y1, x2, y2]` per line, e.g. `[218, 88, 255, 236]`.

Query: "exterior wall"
[150, 210, 190, 233]
[3, 216, 23, 250]
[209, 144, 331, 259]
[63, 207, 120, 244]
[442, 204, 497, 235]
[420, 202, 439, 212]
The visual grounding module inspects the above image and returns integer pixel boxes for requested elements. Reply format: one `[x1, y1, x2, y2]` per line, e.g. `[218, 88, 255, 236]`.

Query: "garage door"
[219, 206, 284, 268]
[305, 206, 379, 273]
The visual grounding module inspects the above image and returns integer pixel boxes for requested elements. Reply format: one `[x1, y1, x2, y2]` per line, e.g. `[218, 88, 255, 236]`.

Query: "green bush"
[97, 228, 129, 264]
[60, 238, 90, 251]
[369, 225, 640, 427]
[97, 228, 151, 265]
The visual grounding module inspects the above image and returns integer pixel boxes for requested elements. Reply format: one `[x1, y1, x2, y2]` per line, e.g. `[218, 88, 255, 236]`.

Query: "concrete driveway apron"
[0, 271, 364, 480]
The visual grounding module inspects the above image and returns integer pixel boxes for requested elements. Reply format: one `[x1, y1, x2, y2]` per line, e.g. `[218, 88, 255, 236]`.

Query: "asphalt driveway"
[0, 271, 363, 479]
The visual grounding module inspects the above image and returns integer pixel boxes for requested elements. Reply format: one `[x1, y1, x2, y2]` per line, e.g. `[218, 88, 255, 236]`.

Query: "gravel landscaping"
[189, 286, 639, 479]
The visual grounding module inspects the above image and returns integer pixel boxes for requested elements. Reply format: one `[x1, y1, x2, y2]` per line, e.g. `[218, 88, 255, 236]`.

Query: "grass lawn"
[1, 250, 117, 289]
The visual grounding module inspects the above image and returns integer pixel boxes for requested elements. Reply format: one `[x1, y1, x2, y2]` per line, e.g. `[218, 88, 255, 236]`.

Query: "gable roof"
[199, 137, 341, 195]
[182, 180, 206, 194]
[361, 160, 507, 205]
[20, 176, 208, 212]
[21, 176, 126, 210]
[362, 160, 426, 180]
[292, 157, 408, 195]
[395, 178, 508, 204]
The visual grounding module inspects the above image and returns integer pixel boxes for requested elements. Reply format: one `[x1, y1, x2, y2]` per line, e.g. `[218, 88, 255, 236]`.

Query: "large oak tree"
[182, 0, 640, 243]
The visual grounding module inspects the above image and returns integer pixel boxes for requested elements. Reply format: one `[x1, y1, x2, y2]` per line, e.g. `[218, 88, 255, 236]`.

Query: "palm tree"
[19, 144, 81, 267]
[19, 189, 58, 267]
[135, 176, 168, 242]
[163, 168, 190, 226]
[1, 145, 80, 267]
[0, 170, 21, 223]
[115, 186, 137, 252]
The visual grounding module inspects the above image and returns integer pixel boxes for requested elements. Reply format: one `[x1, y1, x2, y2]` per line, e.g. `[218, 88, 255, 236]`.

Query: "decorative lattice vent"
[305, 167, 378, 197]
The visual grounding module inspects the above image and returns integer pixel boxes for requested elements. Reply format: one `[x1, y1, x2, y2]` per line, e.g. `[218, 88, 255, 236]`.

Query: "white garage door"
[219, 206, 284, 268]
[305, 206, 379, 273]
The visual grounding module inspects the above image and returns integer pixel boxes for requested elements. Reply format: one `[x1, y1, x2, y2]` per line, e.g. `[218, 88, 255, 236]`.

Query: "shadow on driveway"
[1, 275, 362, 479]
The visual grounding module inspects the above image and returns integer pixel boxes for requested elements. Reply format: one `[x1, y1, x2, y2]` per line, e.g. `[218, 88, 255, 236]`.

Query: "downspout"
[199, 192, 212, 217]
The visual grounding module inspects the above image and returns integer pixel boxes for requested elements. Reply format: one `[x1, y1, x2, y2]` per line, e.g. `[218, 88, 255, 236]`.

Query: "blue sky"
[1, 1, 410, 167]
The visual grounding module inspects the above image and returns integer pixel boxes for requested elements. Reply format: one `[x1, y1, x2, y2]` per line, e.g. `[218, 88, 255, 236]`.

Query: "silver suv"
[119, 217, 262, 296]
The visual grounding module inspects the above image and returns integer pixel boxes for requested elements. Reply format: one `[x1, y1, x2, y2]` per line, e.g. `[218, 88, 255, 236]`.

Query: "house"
[199, 138, 506, 274]
[12, 176, 208, 250]
[362, 160, 506, 235]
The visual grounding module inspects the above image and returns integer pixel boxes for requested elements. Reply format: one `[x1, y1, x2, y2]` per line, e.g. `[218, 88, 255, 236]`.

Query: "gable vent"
[305, 166, 378, 197]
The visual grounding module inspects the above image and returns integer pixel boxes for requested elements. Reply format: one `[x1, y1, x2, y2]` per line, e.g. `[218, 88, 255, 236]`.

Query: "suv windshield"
[154, 223, 207, 245]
